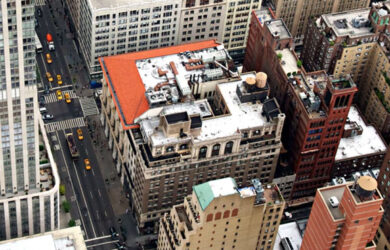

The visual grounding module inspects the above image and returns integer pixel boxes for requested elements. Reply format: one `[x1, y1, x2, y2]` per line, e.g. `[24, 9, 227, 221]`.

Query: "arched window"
[232, 208, 238, 217]
[199, 146, 207, 159]
[223, 210, 230, 219]
[224, 141, 233, 154]
[211, 144, 220, 156]
[179, 144, 188, 150]
[215, 212, 221, 220]
[206, 213, 213, 222]
[166, 146, 174, 152]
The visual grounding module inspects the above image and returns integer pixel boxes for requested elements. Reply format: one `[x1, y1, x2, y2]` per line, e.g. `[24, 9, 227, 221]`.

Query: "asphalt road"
[35, 3, 123, 250]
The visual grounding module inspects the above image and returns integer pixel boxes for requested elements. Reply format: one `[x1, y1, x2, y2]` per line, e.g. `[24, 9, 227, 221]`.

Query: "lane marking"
[55, 130, 89, 239]
[86, 240, 119, 248]
[84, 235, 111, 242]
[72, 160, 97, 238]
[98, 189, 101, 197]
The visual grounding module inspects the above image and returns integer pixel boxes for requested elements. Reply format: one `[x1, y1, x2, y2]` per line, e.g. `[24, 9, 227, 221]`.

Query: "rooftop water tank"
[356, 176, 377, 200]
[255, 72, 267, 88]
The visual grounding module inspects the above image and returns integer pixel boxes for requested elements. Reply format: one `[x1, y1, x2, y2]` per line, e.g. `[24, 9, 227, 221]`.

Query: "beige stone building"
[157, 177, 284, 250]
[267, 0, 370, 44]
[66, 0, 261, 79]
[99, 40, 285, 232]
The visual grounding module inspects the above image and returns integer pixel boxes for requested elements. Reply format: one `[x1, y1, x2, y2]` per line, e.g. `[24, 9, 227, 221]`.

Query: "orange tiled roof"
[100, 40, 219, 130]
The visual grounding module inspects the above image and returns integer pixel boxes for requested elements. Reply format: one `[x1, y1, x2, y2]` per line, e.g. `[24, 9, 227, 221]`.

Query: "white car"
[42, 114, 54, 120]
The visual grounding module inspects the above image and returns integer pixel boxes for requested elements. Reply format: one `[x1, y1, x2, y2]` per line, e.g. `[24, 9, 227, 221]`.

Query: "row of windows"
[206, 209, 239, 222]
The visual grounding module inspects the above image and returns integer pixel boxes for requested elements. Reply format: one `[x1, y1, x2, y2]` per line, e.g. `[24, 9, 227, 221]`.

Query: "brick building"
[375, 149, 390, 250]
[244, 10, 358, 199]
[301, 176, 384, 250]
[301, 2, 390, 142]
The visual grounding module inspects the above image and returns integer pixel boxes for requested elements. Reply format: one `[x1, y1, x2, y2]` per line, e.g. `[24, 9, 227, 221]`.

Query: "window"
[207, 214, 213, 222]
[212, 144, 220, 156]
[215, 212, 221, 220]
[232, 208, 238, 217]
[225, 141, 233, 154]
[223, 210, 230, 218]
[199, 146, 207, 159]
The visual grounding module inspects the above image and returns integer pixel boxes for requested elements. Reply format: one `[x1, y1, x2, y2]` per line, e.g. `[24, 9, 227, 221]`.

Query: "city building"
[244, 9, 294, 74]
[0, 226, 86, 250]
[99, 40, 285, 232]
[273, 221, 303, 250]
[65, 0, 262, 79]
[244, 10, 359, 199]
[157, 177, 285, 250]
[332, 106, 387, 178]
[301, 176, 384, 250]
[0, 1, 60, 240]
[301, 7, 378, 76]
[266, 0, 370, 44]
[375, 149, 390, 250]
[301, 2, 390, 142]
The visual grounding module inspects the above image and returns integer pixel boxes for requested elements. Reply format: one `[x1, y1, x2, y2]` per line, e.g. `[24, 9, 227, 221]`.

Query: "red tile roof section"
[99, 40, 219, 130]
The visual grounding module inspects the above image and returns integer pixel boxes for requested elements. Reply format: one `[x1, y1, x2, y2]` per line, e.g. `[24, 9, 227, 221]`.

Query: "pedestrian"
[126, 209, 129, 214]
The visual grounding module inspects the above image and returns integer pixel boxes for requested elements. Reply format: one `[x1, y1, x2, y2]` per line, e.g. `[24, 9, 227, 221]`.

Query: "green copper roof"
[193, 177, 238, 210]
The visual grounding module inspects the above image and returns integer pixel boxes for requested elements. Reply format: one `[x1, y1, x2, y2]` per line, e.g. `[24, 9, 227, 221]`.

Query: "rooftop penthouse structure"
[99, 40, 285, 232]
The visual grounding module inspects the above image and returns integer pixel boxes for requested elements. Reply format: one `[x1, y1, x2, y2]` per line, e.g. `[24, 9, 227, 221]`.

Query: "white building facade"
[66, 0, 262, 79]
[0, 0, 59, 240]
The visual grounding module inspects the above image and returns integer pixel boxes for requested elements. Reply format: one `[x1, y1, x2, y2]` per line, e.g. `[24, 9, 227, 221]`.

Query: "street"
[35, 2, 125, 250]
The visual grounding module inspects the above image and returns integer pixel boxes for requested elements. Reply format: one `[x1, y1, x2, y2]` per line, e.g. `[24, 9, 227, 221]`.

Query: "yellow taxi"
[84, 159, 91, 170]
[64, 92, 71, 103]
[46, 53, 52, 64]
[77, 129, 83, 140]
[57, 74, 62, 85]
[46, 72, 53, 82]
[56, 90, 63, 100]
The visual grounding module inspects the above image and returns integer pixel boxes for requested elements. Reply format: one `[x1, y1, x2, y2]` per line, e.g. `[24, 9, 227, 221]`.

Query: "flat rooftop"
[277, 48, 298, 75]
[266, 19, 291, 40]
[274, 222, 303, 250]
[139, 72, 272, 145]
[319, 185, 346, 221]
[89, 0, 173, 10]
[336, 106, 387, 160]
[321, 8, 373, 38]
[100, 40, 220, 130]
[0, 226, 86, 250]
[254, 9, 273, 25]
[194, 177, 238, 210]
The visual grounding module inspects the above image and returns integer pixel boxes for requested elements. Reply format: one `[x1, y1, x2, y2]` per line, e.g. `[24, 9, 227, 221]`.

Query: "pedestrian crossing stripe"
[44, 117, 85, 133]
[79, 97, 99, 117]
[44, 90, 77, 104]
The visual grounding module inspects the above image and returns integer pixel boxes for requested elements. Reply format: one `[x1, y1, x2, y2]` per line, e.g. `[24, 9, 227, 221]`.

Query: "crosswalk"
[44, 90, 77, 104]
[80, 97, 99, 117]
[44, 117, 85, 133]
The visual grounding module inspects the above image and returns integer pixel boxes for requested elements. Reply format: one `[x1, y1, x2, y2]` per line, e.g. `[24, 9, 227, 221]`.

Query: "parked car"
[42, 114, 54, 120]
